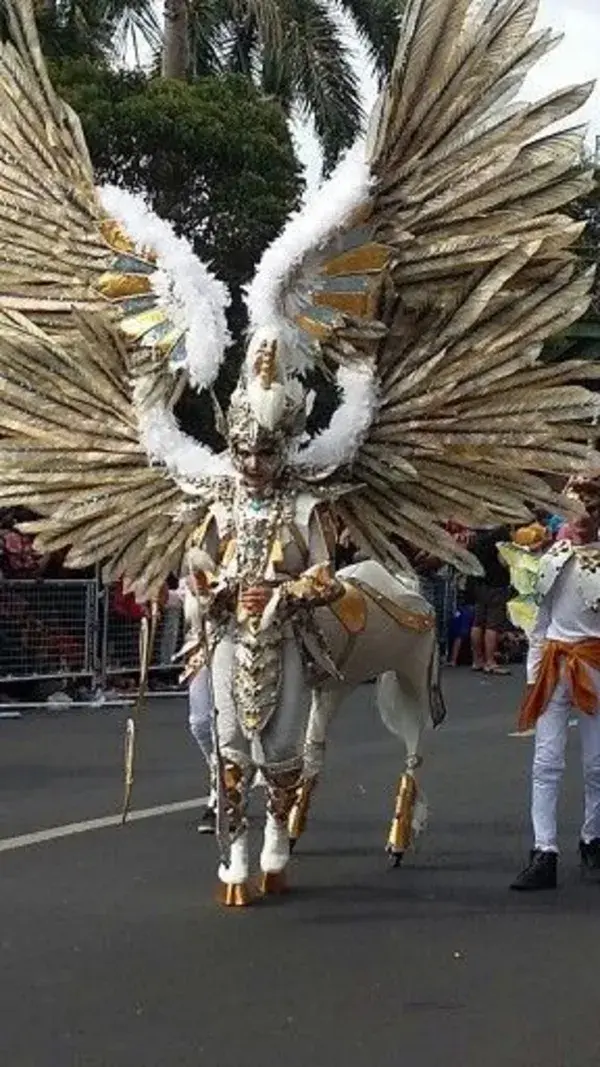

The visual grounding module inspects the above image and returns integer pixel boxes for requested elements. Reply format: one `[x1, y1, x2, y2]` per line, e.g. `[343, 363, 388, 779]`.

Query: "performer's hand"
[240, 586, 272, 616]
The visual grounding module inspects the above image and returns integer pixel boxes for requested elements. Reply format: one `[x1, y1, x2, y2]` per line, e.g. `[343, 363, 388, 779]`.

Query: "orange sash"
[518, 639, 600, 732]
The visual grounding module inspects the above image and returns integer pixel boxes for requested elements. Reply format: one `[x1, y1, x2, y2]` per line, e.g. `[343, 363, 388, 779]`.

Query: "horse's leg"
[212, 638, 253, 906]
[260, 768, 304, 893]
[258, 640, 310, 894]
[288, 685, 343, 848]
[377, 670, 429, 868]
[216, 760, 253, 905]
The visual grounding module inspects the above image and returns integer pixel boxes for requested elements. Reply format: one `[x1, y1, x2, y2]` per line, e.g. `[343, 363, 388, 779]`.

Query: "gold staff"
[121, 600, 159, 824]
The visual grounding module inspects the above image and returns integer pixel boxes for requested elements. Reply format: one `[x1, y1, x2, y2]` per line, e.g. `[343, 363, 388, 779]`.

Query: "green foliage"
[7, 1, 162, 62]
[54, 61, 303, 290]
[187, 0, 406, 171]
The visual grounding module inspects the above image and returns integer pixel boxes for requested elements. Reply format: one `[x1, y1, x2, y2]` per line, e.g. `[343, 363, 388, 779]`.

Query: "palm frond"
[280, 0, 363, 171]
[340, 0, 405, 80]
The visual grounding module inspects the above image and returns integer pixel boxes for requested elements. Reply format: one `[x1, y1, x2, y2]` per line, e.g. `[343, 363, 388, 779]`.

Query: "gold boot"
[288, 776, 318, 847]
[258, 869, 288, 896]
[215, 881, 254, 907]
[387, 772, 417, 865]
[215, 763, 252, 906]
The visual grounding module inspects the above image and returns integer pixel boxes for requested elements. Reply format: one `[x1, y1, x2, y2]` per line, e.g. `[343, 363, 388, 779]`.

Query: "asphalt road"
[1, 671, 599, 1067]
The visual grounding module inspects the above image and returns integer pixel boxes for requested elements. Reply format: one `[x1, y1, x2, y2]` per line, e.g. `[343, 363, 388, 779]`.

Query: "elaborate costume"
[512, 480, 600, 890]
[498, 526, 550, 636]
[0, 0, 599, 905]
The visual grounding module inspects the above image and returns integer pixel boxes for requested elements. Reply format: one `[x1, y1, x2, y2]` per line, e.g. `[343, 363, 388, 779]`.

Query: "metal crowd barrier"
[99, 585, 184, 690]
[0, 568, 460, 707]
[0, 577, 185, 708]
[0, 579, 98, 683]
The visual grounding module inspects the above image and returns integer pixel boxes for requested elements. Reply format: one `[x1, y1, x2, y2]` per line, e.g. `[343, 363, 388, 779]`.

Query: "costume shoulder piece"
[536, 541, 600, 612]
[537, 540, 575, 597]
[574, 546, 600, 611]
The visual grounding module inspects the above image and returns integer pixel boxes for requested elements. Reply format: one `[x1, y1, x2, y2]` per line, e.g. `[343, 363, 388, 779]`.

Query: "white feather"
[98, 185, 231, 391]
[293, 366, 377, 470]
[244, 142, 372, 371]
[136, 398, 231, 481]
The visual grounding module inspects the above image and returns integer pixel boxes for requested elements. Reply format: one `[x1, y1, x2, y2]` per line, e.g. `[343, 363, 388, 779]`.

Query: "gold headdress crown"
[227, 332, 306, 451]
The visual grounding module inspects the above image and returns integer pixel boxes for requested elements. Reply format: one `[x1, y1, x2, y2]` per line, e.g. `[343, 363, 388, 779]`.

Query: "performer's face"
[234, 445, 281, 488]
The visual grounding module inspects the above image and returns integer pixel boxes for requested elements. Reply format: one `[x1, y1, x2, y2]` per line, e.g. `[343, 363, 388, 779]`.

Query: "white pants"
[532, 667, 600, 852]
[211, 635, 310, 772]
[188, 668, 213, 766]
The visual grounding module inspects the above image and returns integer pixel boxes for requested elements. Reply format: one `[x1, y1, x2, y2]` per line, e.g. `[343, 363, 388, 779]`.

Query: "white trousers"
[211, 635, 310, 772]
[532, 667, 600, 852]
[188, 668, 214, 766]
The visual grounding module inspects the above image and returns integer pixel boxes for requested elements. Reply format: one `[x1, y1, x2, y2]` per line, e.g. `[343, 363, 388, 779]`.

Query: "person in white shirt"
[511, 477, 600, 891]
[167, 582, 216, 833]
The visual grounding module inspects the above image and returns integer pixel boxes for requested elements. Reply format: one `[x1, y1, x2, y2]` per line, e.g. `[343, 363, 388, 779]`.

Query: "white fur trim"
[292, 365, 377, 471]
[137, 399, 231, 481]
[244, 143, 372, 371]
[98, 185, 231, 391]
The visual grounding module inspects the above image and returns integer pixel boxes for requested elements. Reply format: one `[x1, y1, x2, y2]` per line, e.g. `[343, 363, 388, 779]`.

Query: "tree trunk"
[161, 0, 190, 79]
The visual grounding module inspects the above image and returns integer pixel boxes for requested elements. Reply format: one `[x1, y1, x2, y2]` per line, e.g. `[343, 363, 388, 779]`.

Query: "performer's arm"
[186, 518, 236, 618]
[526, 594, 552, 685]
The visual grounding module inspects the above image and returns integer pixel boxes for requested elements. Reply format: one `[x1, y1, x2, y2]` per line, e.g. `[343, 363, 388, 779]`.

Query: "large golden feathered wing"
[0, 1, 233, 593]
[0, 309, 227, 596]
[0, 0, 231, 407]
[246, 0, 600, 572]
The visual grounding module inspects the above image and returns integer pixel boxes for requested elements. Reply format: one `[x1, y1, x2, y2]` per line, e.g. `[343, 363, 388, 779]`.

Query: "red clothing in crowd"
[112, 581, 146, 621]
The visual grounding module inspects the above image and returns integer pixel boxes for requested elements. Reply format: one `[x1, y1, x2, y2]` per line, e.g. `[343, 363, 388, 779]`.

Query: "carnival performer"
[511, 477, 600, 891]
[0, 0, 599, 907]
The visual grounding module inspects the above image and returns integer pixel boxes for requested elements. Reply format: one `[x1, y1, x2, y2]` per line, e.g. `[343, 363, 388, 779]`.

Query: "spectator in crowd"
[0, 507, 50, 578]
[448, 596, 475, 667]
[469, 525, 512, 675]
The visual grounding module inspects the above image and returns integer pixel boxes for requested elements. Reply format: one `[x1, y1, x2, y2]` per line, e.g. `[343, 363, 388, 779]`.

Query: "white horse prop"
[288, 561, 446, 865]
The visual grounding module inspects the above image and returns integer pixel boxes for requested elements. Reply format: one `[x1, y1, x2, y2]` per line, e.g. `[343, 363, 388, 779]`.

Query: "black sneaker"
[510, 849, 557, 891]
[579, 838, 600, 882]
[197, 806, 216, 834]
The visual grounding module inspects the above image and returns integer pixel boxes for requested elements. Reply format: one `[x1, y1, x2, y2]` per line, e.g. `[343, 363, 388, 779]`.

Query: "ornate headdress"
[227, 330, 307, 452]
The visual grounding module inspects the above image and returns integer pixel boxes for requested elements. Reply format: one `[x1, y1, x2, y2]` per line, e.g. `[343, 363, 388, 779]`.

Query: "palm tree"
[31, 0, 161, 62]
[161, 0, 189, 79]
[167, 0, 406, 169]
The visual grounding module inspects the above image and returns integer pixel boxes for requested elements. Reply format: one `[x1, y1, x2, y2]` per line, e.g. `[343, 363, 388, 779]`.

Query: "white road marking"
[0, 796, 209, 854]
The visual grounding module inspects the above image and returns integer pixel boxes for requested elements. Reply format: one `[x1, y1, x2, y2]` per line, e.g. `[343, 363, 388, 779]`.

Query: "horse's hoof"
[387, 850, 404, 869]
[289, 837, 298, 853]
[259, 870, 289, 896]
[215, 882, 254, 907]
